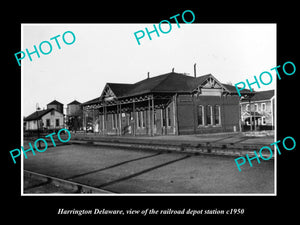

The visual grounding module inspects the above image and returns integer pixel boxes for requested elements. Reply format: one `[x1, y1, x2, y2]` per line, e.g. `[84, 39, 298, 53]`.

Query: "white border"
[21, 24, 24, 195]
[21, 23, 277, 196]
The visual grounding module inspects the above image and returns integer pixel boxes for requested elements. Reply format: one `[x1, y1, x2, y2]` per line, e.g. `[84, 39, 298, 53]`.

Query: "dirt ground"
[23, 144, 275, 194]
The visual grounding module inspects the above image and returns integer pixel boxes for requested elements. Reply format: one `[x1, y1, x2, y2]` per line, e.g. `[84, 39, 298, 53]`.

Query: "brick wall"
[177, 94, 240, 134]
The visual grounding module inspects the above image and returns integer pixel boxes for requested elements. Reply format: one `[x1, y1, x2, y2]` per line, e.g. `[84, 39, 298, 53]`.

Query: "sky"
[22, 23, 276, 117]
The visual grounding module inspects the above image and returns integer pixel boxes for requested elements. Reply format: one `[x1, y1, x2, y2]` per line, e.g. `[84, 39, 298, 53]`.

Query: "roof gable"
[68, 100, 81, 105]
[100, 84, 117, 101]
[200, 76, 222, 88]
[47, 100, 63, 106]
[24, 108, 55, 121]
[191, 74, 231, 93]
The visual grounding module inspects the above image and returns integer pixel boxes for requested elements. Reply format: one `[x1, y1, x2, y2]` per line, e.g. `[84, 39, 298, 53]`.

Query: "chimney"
[194, 63, 197, 78]
[172, 68, 174, 72]
[147, 72, 150, 79]
[36, 103, 41, 111]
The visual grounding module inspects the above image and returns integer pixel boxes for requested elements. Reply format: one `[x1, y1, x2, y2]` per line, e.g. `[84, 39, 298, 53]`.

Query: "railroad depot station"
[81, 71, 272, 136]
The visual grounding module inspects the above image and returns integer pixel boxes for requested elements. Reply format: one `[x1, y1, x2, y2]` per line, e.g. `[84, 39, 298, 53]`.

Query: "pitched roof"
[24, 108, 55, 121]
[47, 100, 63, 105]
[83, 72, 253, 106]
[106, 73, 214, 98]
[82, 97, 101, 106]
[107, 83, 134, 97]
[123, 72, 197, 97]
[67, 100, 81, 105]
[246, 89, 274, 101]
[221, 83, 253, 94]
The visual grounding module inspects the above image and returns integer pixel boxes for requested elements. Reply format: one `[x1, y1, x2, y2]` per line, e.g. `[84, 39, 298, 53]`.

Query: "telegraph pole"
[36, 103, 41, 148]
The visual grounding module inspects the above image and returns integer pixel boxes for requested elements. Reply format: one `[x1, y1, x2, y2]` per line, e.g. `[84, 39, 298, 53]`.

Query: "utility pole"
[36, 103, 41, 148]
[248, 99, 253, 131]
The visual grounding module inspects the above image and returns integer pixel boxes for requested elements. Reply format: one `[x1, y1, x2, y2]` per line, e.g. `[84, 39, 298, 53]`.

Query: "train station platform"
[68, 131, 275, 157]
[23, 130, 275, 158]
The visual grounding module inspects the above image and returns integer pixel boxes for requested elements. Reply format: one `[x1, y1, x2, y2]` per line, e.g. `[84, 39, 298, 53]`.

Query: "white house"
[240, 89, 275, 131]
[24, 108, 64, 131]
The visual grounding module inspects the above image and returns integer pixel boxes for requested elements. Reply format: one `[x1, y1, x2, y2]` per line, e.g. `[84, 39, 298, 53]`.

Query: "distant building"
[66, 100, 83, 132]
[47, 100, 64, 114]
[240, 90, 275, 131]
[67, 100, 82, 116]
[24, 108, 64, 131]
[82, 72, 252, 136]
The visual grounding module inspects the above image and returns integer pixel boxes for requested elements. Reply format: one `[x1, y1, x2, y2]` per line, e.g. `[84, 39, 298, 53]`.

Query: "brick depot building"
[82, 72, 251, 136]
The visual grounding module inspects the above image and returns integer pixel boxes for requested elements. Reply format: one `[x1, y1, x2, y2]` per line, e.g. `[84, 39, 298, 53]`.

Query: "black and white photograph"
[21, 23, 276, 195]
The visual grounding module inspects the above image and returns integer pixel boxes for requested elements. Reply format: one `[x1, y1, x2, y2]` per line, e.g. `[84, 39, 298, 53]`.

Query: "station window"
[197, 105, 204, 126]
[214, 105, 221, 125]
[206, 105, 212, 125]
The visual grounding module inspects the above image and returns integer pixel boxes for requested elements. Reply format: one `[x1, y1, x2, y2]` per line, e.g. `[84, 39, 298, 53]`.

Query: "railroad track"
[24, 153, 191, 194]
[24, 170, 113, 194]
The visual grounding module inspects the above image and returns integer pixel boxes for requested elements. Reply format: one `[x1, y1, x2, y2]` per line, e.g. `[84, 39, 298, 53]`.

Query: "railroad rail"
[24, 170, 113, 194]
